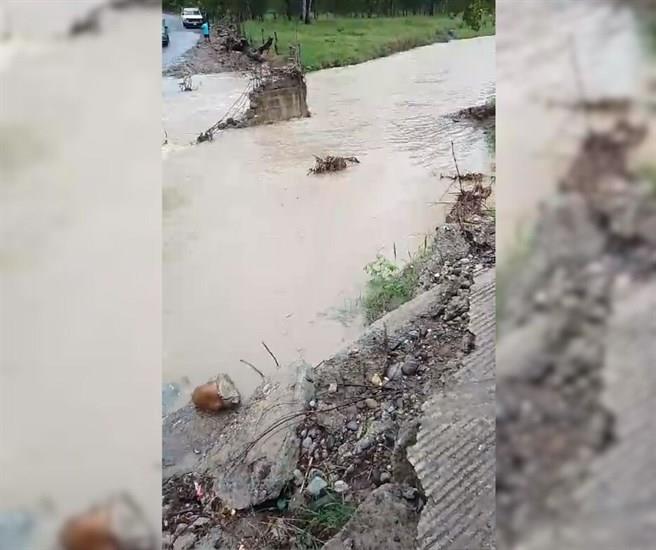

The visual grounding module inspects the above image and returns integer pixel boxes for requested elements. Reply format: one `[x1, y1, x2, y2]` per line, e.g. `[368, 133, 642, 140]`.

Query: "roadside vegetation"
[362, 248, 428, 323]
[164, 0, 495, 70]
[245, 14, 494, 70]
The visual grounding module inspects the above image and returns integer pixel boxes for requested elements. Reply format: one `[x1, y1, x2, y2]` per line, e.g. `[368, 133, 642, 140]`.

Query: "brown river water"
[497, 0, 645, 265]
[163, 36, 495, 410]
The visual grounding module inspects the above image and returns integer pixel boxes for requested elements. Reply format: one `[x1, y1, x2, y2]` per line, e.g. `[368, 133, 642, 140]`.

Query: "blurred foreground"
[1, 1, 161, 548]
[497, 0, 656, 548]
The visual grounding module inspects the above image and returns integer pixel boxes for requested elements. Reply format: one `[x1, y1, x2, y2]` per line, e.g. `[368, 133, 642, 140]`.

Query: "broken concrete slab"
[208, 361, 314, 510]
[410, 269, 496, 550]
[322, 484, 419, 550]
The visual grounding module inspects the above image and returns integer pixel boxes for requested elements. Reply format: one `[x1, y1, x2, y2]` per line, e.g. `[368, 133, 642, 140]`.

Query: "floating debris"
[450, 99, 495, 122]
[446, 182, 493, 224]
[308, 155, 360, 175]
[178, 75, 195, 92]
[440, 172, 486, 183]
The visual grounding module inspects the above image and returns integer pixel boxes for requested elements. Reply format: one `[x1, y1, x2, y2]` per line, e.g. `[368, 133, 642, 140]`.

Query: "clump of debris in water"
[308, 155, 360, 175]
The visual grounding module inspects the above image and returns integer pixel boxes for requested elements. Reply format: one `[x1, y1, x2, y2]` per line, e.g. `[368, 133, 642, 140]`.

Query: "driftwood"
[308, 155, 360, 175]
[446, 182, 493, 224]
[440, 172, 486, 183]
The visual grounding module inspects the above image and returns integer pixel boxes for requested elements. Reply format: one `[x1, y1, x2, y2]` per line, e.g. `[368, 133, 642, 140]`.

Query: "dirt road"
[162, 12, 199, 69]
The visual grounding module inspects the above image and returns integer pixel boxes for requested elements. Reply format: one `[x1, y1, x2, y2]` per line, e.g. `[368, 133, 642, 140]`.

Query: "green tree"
[463, 0, 485, 31]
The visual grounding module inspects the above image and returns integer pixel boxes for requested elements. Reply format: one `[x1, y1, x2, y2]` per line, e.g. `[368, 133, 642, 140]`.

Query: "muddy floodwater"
[1, 6, 161, 548]
[163, 36, 495, 409]
[496, 0, 644, 264]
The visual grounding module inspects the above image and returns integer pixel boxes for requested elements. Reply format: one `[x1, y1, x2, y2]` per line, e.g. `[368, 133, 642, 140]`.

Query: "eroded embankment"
[161, 180, 495, 549]
[497, 117, 656, 549]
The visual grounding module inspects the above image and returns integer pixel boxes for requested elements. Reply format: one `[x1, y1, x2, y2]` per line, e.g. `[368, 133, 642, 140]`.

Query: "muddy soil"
[164, 25, 264, 78]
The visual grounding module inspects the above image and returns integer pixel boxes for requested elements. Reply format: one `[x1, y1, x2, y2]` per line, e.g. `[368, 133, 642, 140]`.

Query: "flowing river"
[163, 36, 495, 410]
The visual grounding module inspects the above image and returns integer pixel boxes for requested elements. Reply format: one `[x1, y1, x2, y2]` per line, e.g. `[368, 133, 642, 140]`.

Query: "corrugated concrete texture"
[410, 269, 496, 550]
[520, 277, 656, 550]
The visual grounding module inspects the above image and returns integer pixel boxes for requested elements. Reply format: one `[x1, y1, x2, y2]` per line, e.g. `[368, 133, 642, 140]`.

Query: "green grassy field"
[244, 14, 495, 71]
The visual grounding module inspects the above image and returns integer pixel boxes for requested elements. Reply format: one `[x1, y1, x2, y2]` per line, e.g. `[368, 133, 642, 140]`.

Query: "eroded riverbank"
[163, 36, 495, 412]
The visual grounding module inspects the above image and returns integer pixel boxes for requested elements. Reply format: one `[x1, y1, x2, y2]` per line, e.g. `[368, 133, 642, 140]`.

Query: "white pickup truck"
[180, 7, 204, 29]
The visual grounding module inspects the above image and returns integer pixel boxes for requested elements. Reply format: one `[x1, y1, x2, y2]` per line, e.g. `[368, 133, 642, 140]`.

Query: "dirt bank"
[164, 24, 268, 78]
[162, 179, 495, 549]
[496, 115, 656, 549]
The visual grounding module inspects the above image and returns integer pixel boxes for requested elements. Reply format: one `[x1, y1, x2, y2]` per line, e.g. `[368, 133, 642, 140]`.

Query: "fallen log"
[257, 36, 274, 55]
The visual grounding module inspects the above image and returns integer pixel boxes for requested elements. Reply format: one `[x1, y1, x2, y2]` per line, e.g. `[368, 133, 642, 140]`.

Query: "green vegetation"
[299, 500, 356, 540]
[245, 13, 494, 70]
[166, 0, 494, 22]
[362, 250, 428, 323]
[164, 1, 495, 70]
[639, 164, 656, 195]
[274, 496, 355, 549]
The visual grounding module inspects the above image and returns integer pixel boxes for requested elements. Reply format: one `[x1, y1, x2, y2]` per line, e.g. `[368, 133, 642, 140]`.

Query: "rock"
[346, 421, 359, 431]
[191, 517, 211, 529]
[60, 494, 153, 550]
[385, 362, 403, 380]
[302, 437, 313, 449]
[211, 361, 315, 509]
[380, 472, 392, 483]
[216, 373, 240, 408]
[401, 358, 419, 376]
[334, 480, 349, 494]
[328, 382, 338, 393]
[401, 487, 418, 500]
[173, 532, 196, 550]
[315, 403, 348, 432]
[356, 437, 373, 453]
[365, 398, 379, 409]
[293, 469, 303, 486]
[305, 476, 328, 497]
[322, 485, 418, 550]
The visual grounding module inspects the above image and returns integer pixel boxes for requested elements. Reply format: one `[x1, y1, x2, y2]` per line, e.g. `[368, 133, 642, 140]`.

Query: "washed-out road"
[162, 12, 200, 69]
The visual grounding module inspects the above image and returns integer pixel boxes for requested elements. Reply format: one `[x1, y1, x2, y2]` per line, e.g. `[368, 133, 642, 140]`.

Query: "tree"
[300, 0, 312, 23]
[462, 0, 485, 31]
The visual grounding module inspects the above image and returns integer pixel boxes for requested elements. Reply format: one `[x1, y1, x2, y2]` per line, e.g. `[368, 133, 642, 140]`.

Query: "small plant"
[362, 254, 420, 323]
[298, 499, 356, 542]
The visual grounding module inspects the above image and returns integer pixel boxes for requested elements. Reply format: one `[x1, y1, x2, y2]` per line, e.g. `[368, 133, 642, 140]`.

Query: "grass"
[362, 246, 430, 323]
[279, 497, 355, 549]
[244, 14, 495, 71]
[300, 500, 356, 538]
